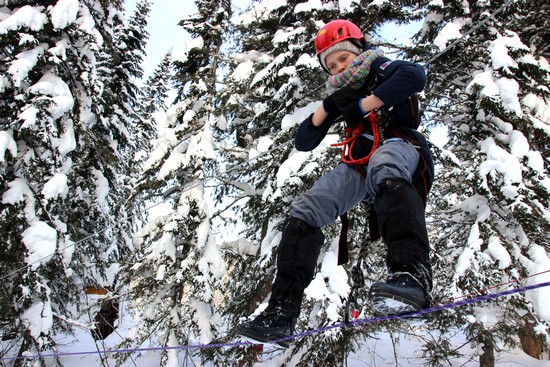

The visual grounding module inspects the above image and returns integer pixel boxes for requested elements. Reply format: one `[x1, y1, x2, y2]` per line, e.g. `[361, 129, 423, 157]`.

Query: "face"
[325, 50, 358, 75]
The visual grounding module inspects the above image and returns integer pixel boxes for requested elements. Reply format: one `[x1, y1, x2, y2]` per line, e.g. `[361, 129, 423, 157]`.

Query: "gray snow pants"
[290, 139, 420, 227]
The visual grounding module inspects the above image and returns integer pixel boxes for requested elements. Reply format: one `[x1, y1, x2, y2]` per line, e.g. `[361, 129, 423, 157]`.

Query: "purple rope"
[2, 281, 549, 361]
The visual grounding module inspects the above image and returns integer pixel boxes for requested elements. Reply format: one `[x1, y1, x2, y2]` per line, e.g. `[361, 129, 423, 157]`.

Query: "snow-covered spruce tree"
[115, 1, 233, 366]
[102, 0, 155, 156]
[215, 0, 436, 364]
[0, 0, 145, 362]
[414, 0, 550, 364]
[141, 51, 173, 117]
[509, 0, 549, 61]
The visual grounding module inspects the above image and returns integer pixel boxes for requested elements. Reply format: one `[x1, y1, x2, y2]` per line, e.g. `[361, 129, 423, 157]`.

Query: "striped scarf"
[328, 49, 385, 91]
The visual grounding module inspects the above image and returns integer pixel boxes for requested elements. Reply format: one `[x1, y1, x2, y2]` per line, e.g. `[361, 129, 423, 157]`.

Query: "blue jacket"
[294, 56, 434, 200]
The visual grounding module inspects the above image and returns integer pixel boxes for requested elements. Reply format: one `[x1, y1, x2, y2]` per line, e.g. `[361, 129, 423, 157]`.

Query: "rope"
[423, 0, 515, 66]
[2, 280, 548, 362]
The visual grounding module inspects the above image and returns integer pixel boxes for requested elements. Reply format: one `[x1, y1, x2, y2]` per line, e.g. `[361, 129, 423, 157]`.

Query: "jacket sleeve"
[370, 57, 426, 108]
[294, 113, 336, 151]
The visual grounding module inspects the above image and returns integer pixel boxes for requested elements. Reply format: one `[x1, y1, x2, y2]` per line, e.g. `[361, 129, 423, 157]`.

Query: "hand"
[322, 87, 364, 114]
[342, 100, 367, 128]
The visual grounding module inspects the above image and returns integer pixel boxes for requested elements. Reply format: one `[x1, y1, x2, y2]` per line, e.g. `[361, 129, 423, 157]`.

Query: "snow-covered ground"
[3, 289, 548, 367]
[41, 318, 550, 366]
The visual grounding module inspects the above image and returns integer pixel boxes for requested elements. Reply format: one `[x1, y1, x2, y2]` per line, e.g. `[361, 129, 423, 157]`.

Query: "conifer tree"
[142, 51, 173, 116]
[104, 0, 155, 154]
[0, 0, 144, 361]
[414, 0, 550, 363]
[115, 1, 233, 365]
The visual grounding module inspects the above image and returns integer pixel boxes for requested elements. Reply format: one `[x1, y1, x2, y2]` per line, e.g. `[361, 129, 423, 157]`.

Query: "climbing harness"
[331, 110, 383, 166]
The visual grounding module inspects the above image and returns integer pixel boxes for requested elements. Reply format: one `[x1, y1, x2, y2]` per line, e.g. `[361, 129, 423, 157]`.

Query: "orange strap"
[331, 111, 380, 166]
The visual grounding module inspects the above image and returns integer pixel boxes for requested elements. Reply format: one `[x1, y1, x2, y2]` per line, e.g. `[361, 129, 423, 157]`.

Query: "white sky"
[125, 0, 195, 79]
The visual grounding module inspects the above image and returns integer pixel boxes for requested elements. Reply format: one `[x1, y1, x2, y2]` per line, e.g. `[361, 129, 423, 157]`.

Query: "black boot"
[237, 217, 324, 347]
[368, 178, 432, 315]
[369, 273, 429, 314]
[237, 313, 296, 348]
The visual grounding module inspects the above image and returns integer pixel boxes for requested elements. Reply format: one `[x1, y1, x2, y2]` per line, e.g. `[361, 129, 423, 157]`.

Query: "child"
[238, 19, 434, 347]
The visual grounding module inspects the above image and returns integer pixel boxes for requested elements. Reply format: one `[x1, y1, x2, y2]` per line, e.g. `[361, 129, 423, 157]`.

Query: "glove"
[342, 99, 368, 128]
[322, 86, 364, 114]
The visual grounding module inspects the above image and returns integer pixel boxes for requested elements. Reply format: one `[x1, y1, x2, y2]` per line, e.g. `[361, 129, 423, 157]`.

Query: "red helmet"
[314, 19, 366, 55]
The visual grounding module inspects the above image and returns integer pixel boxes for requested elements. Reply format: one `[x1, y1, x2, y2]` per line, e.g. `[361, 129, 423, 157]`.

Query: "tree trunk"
[479, 334, 495, 367]
[14, 332, 33, 367]
[519, 314, 546, 360]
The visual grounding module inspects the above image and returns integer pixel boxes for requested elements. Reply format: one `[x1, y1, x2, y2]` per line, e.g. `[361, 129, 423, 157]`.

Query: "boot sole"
[237, 325, 292, 349]
[369, 285, 426, 316]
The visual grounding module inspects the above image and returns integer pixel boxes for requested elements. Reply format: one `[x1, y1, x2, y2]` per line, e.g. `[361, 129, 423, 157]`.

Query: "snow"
[235, 0, 286, 25]
[0, 5, 47, 34]
[466, 70, 499, 99]
[466, 34, 527, 117]
[521, 245, 550, 322]
[489, 31, 529, 72]
[21, 307, 550, 366]
[59, 119, 77, 155]
[50, 0, 80, 30]
[273, 27, 305, 45]
[0, 74, 10, 92]
[92, 169, 110, 207]
[172, 36, 204, 63]
[479, 137, 522, 191]
[433, 18, 469, 51]
[276, 151, 310, 188]
[526, 150, 545, 174]
[21, 300, 53, 341]
[191, 300, 214, 344]
[320, 251, 350, 298]
[459, 194, 491, 222]
[2, 177, 32, 205]
[281, 101, 319, 130]
[22, 221, 57, 270]
[249, 136, 274, 160]
[74, 5, 103, 46]
[9, 44, 48, 88]
[486, 236, 511, 269]
[28, 72, 75, 119]
[523, 93, 550, 127]
[19, 106, 40, 129]
[495, 77, 522, 116]
[455, 222, 482, 277]
[296, 53, 318, 69]
[509, 130, 529, 159]
[0, 130, 17, 162]
[42, 173, 69, 200]
[305, 274, 331, 300]
[230, 60, 254, 81]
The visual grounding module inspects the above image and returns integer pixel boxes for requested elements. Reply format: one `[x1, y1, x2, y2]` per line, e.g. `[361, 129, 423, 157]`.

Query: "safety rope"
[2, 279, 548, 362]
[423, 0, 515, 66]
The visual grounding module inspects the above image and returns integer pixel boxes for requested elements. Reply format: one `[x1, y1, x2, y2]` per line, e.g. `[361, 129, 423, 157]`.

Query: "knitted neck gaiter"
[328, 49, 385, 91]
